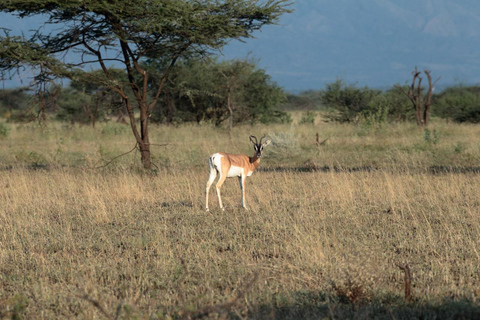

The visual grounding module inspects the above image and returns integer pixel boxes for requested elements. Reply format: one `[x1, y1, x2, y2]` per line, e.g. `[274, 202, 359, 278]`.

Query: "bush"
[148, 57, 289, 126]
[423, 127, 441, 145]
[299, 111, 315, 125]
[281, 91, 323, 110]
[433, 85, 480, 123]
[259, 110, 292, 124]
[0, 122, 10, 137]
[322, 79, 381, 123]
[361, 105, 389, 132]
[366, 87, 413, 122]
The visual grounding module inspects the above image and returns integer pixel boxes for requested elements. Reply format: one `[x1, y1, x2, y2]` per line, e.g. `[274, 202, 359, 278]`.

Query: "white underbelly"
[227, 165, 244, 177]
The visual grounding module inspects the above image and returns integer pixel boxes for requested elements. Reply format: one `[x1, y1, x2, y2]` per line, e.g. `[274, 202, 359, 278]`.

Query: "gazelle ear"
[262, 139, 271, 147]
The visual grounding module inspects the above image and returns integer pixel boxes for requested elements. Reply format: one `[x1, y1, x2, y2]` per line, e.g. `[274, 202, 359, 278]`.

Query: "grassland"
[1, 117, 480, 319]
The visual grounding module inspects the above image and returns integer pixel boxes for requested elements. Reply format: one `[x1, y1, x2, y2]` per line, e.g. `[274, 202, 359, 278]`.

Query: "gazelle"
[206, 135, 271, 211]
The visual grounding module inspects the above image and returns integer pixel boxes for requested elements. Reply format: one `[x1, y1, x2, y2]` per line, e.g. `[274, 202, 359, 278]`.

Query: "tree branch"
[148, 42, 192, 110]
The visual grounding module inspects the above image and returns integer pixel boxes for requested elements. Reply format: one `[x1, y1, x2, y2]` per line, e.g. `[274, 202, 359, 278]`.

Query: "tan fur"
[218, 152, 261, 175]
[206, 137, 271, 211]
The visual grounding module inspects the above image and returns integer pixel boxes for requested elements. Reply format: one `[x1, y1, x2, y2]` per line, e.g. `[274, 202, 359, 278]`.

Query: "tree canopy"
[0, 0, 292, 168]
[144, 57, 289, 126]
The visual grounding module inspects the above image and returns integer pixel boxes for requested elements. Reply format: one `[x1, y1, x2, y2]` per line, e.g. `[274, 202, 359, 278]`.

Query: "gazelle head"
[249, 135, 271, 158]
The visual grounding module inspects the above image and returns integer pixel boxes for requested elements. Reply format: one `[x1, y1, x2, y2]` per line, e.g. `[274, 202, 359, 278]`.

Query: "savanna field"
[1, 116, 480, 319]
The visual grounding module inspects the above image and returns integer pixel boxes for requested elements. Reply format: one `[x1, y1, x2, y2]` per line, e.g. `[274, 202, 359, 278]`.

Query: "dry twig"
[398, 263, 413, 302]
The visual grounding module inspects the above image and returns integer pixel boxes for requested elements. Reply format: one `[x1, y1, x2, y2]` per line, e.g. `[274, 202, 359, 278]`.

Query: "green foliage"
[361, 105, 389, 132]
[4, 294, 29, 320]
[15, 150, 48, 168]
[1, 0, 292, 168]
[423, 127, 441, 145]
[56, 69, 127, 126]
[243, 67, 290, 124]
[0, 0, 291, 95]
[433, 85, 480, 123]
[0, 31, 77, 83]
[283, 83, 417, 126]
[322, 79, 382, 122]
[0, 122, 10, 137]
[367, 86, 413, 122]
[259, 110, 292, 124]
[282, 90, 324, 110]
[56, 89, 91, 124]
[148, 57, 289, 125]
[454, 141, 466, 154]
[299, 110, 315, 125]
[0, 88, 32, 119]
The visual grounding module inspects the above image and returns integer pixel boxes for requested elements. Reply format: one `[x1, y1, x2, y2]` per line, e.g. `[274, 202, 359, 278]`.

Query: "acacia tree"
[217, 59, 252, 140]
[57, 69, 125, 127]
[395, 67, 441, 127]
[0, 0, 291, 169]
[146, 57, 288, 127]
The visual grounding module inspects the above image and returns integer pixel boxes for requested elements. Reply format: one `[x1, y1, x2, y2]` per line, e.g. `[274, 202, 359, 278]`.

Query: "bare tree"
[395, 67, 441, 127]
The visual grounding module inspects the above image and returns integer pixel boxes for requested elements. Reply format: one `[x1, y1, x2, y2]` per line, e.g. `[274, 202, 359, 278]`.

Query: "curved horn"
[249, 135, 258, 144]
[259, 134, 266, 144]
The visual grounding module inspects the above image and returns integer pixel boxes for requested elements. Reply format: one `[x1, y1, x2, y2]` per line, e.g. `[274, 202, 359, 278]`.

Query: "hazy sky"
[222, 0, 480, 92]
[2, 0, 480, 92]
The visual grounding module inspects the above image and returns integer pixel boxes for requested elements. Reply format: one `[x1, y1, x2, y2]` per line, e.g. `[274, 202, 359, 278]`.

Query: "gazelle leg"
[238, 176, 243, 207]
[216, 173, 226, 211]
[239, 174, 247, 209]
[206, 166, 217, 212]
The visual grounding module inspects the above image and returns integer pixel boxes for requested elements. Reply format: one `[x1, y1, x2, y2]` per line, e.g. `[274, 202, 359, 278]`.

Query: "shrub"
[322, 79, 381, 123]
[454, 142, 466, 154]
[423, 127, 441, 145]
[361, 105, 389, 133]
[258, 110, 292, 124]
[299, 111, 315, 125]
[433, 85, 480, 123]
[367, 87, 413, 122]
[0, 122, 10, 137]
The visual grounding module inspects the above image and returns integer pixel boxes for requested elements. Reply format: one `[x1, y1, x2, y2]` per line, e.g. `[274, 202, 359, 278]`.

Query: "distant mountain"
[221, 0, 480, 92]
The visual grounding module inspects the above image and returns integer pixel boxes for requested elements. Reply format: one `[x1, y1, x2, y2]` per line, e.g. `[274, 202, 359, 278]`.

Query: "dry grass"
[1, 118, 480, 318]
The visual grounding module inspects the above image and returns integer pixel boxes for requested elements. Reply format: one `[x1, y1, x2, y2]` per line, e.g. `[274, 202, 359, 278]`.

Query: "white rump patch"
[211, 153, 224, 169]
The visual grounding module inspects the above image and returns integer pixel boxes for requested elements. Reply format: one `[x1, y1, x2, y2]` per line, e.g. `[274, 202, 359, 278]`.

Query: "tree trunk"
[227, 89, 233, 141]
[423, 70, 436, 127]
[423, 107, 430, 127]
[123, 97, 152, 170]
[139, 142, 151, 170]
[415, 99, 423, 127]
[139, 102, 151, 170]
